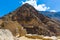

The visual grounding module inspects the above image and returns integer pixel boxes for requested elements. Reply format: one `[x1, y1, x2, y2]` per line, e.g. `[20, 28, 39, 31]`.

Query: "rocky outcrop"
[0, 29, 14, 40]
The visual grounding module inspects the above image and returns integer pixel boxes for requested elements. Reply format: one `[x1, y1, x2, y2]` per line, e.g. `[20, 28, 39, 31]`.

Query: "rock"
[0, 29, 14, 40]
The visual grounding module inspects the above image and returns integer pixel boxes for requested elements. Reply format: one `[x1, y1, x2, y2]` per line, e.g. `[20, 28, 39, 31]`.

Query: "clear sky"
[0, 0, 60, 17]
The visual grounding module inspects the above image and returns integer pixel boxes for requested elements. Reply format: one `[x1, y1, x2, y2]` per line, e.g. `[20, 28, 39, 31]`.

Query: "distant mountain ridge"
[0, 3, 60, 36]
[39, 11, 60, 21]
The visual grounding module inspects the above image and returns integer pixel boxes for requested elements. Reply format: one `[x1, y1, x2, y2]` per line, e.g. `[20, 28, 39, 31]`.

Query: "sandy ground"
[15, 36, 60, 40]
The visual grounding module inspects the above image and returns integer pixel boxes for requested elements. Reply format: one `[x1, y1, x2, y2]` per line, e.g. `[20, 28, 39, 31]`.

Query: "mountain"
[0, 3, 60, 36]
[39, 11, 60, 21]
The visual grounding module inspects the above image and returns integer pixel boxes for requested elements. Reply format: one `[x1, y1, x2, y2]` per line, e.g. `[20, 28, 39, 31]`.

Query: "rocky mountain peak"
[0, 3, 60, 36]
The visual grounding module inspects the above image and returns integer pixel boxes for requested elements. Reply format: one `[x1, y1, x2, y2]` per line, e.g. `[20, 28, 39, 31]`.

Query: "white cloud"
[21, 0, 57, 12]
[50, 10, 56, 12]
[22, 0, 50, 11]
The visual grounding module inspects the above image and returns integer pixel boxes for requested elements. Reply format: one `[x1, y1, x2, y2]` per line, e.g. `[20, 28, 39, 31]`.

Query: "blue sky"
[0, 0, 60, 17]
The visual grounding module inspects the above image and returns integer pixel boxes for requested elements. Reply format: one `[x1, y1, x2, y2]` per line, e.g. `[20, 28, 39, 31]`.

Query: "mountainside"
[0, 3, 60, 36]
[39, 11, 60, 21]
